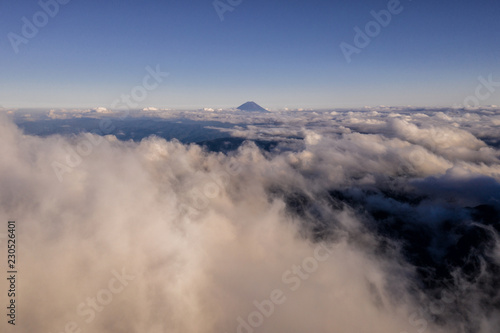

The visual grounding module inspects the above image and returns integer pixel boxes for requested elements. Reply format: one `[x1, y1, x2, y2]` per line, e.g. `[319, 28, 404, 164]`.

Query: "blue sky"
[1, 0, 499, 109]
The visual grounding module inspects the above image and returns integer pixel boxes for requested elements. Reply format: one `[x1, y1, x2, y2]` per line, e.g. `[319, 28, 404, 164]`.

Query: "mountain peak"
[236, 101, 269, 112]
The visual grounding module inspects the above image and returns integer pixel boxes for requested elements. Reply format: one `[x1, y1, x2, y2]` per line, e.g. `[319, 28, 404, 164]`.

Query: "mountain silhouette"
[236, 101, 269, 112]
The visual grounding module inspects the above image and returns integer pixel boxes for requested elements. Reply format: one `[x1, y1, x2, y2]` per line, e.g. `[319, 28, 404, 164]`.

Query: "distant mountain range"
[236, 101, 269, 112]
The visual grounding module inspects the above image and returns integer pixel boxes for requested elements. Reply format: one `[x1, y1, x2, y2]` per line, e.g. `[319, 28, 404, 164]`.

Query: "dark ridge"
[15, 117, 234, 143]
[196, 137, 279, 153]
[273, 185, 500, 298]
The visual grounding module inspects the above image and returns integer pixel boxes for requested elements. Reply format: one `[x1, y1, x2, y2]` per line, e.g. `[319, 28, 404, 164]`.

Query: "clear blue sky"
[1, 0, 499, 109]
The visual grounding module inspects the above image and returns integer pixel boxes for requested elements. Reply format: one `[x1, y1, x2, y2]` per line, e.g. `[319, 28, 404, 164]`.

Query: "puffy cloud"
[1, 106, 500, 333]
[142, 107, 159, 111]
[93, 106, 113, 113]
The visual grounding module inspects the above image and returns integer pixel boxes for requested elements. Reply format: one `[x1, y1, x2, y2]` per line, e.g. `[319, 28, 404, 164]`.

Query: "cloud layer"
[1, 107, 499, 333]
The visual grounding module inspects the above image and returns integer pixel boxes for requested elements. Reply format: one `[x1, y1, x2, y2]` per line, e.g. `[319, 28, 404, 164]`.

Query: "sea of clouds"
[0, 107, 499, 333]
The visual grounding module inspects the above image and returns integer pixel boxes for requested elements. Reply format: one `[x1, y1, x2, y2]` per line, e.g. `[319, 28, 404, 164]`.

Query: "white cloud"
[93, 106, 113, 113]
[1, 106, 500, 333]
